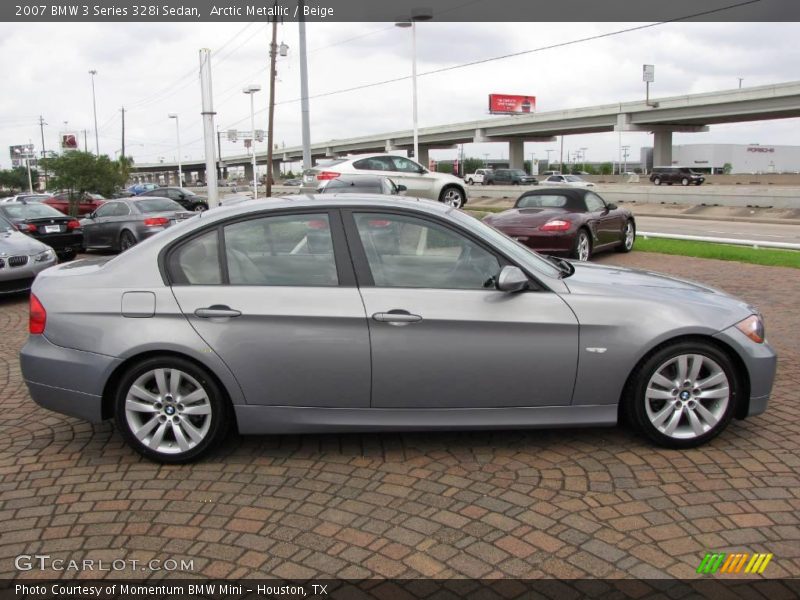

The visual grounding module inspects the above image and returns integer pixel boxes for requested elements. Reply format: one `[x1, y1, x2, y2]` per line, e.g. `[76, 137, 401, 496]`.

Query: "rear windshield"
[2, 203, 63, 219]
[134, 198, 183, 213]
[310, 159, 347, 170]
[517, 194, 570, 209]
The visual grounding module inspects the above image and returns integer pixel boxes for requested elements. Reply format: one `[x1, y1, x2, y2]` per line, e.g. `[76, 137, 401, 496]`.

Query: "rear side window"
[168, 230, 222, 285]
[353, 157, 394, 171]
[223, 214, 338, 287]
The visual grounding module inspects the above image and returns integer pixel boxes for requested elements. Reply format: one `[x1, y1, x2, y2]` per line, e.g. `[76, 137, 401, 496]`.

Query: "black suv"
[488, 169, 538, 185]
[649, 167, 705, 186]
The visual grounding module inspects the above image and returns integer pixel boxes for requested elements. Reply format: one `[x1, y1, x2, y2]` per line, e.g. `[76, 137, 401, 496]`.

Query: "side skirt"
[234, 405, 618, 435]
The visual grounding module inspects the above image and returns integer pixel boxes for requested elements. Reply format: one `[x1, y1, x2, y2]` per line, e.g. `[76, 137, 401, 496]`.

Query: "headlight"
[34, 249, 54, 263]
[735, 314, 765, 344]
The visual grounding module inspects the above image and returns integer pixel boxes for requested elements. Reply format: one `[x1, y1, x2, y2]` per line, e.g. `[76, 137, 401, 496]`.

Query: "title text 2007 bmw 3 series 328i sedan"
[20, 196, 777, 463]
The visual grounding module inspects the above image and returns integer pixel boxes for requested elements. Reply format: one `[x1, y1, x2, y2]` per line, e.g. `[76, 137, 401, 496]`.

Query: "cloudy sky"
[1, 20, 799, 172]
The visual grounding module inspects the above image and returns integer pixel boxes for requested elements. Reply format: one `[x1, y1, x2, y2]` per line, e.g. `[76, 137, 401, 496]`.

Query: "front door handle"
[195, 305, 242, 319]
[372, 310, 423, 325]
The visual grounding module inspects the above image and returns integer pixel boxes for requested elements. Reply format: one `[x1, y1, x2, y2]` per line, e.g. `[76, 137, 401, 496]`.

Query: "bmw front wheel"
[439, 186, 465, 209]
[115, 357, 229, 463]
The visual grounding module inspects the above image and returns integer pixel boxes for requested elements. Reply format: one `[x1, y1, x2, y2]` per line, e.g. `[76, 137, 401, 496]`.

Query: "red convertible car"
[483, 188, 635, 261]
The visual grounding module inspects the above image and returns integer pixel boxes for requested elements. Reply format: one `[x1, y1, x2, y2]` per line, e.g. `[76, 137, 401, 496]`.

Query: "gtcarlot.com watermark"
[15, 554, 194, 573]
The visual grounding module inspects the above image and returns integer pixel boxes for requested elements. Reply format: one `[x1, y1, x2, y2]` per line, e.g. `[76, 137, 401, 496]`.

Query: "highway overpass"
[131, 80, 800, 184]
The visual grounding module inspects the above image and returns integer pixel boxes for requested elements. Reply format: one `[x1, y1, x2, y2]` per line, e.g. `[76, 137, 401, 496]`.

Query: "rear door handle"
[195, 305, 242, 319]
[372, 310, 423, 325]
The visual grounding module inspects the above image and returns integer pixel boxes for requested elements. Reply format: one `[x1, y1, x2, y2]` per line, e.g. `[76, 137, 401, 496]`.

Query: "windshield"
[448, 210, 562, 279]
[2, 203, 63, 220]
[134, 198, 183, 213]
[565, 175, 583, 182]
[0, 214, 12, 232]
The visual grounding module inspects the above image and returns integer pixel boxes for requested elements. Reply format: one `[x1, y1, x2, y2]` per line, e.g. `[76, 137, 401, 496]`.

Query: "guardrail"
[639, 231, 800, 251]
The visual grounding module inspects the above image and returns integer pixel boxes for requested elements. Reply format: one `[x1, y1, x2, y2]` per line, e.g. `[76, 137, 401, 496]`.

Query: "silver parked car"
[21, 196, 776, 463]
[301, 154, 468, 208]
[80, 197, 193, 252]
[0, 214, 57, 294]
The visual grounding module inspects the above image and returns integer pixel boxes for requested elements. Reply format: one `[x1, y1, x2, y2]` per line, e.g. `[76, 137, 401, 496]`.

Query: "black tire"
[114, 356, 230, 463]
[653, 177, 661, 186]
[615, 219, 635, 253]
[681, 177, 690, 186]
[439, 186, 465, 208]
[119, 230, 137, 252]
[58, 248, 77, 262]
[466, 178, 474, 185]
[571, 229, 592, 261]
[193, 203, 208, 212]
[624, 340, 739, 449]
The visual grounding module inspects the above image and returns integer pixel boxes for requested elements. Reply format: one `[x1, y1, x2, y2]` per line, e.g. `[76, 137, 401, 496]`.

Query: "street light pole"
[243, 84, 261, 199]
[89, 70, 99, 155]
[168, 114, 182, 187]
[395, 19, 424, 163]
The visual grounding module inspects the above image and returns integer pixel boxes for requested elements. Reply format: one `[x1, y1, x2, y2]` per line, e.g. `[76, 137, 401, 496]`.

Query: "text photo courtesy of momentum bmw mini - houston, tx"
[1, 0, 799, 598]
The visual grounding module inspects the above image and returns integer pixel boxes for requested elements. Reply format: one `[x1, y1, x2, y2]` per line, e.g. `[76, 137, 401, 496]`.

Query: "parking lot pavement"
[0, 253, 798, 580]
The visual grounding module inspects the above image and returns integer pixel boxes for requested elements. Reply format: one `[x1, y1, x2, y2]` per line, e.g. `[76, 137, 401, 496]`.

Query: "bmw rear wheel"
[115, 357, 229, 463]
[439, 186, 465, 209]
[627, 341, 739, 448]
[119, 230, 137, 252]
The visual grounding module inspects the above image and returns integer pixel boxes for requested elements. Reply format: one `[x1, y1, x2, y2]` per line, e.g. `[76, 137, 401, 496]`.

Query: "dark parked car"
[0, 201, 82, 260]
[486, 169, 538, 185]
[80, 197, 193, 253]
[649, 167, 705, 186]
[282, 179, 303, 186]
[317, 175, 406, 195]
[137, 187, 209, 212]
[483, 188, 635, 261]
[44, 192, 107, 216]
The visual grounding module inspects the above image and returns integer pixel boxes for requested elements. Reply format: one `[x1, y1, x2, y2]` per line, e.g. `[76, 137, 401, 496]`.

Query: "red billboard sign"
[489, 94, 536, 114]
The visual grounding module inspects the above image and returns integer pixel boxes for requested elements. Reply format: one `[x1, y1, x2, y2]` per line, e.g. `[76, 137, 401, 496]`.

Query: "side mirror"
[496, 265, 529, 293]
[396, 184, 407, 192]
[418, 167, 427, 174]
[606, 203, 617, 210]
[88, 212, 96, 219]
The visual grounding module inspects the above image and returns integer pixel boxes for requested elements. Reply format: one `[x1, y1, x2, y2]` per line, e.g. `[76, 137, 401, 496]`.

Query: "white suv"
[301, 154, 469, 208]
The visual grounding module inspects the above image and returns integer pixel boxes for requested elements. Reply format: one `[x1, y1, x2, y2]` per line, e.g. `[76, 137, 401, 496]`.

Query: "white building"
[669, 144, 800, 174]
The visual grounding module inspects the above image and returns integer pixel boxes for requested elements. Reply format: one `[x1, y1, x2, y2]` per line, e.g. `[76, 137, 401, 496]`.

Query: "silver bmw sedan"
[20, 196, 777, 463]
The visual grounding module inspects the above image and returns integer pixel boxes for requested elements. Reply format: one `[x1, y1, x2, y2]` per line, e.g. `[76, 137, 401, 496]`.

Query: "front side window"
[584, 192, 606, 212]
[354, 213, 500, 290]
[224, 213, 338, 286]
[94, 202, 118, 218]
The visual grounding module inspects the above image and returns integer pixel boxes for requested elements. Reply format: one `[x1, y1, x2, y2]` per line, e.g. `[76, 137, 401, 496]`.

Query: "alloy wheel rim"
[578, 235, 590, 261]
[194, 205, 206, 212]
[644, 353, 729, 439]
[125, 368, 212, 454]
[624, 223, 634, 249]
[121, 235, 133, 250]
[443, 190, 463, 208]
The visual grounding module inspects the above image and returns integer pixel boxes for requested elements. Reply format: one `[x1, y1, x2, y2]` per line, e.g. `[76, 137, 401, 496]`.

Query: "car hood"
[562, 260, 753, 315]
[487, 208, 569, 226]
[0, 229, 51, 254]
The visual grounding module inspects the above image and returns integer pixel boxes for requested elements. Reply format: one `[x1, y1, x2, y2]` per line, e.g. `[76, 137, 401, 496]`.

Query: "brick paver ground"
[0, 252, 798, 579]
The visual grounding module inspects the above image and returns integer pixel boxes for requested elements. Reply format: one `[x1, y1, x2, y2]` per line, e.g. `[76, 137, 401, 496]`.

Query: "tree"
[39, 152, 130, 215]
[598, 162, 613, 175]
[722, 162, 733, 174]
[0, 167, 39, 191]
[463, 157, 485, 174]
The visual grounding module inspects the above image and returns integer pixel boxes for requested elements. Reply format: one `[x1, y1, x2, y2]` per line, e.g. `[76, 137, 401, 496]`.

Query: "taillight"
[29, 294, 46, 334]
[67, 220, 81, 230]
[316, 171, 341, 181]
[540, 219, 571, 232]
[17, 223, 36, 233]
[143, 217, 169, 227]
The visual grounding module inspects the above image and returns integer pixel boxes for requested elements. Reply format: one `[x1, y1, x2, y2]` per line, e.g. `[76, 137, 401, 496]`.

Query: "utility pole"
[266, 20, 279, 198]
[38, 116, 48, 188]
[83, 130, 88, 152]
[199, 49, 219, 208]
[217, 127, 223, 181]
[559, 136, 564, 173]
[89, 69, 99, 155]
[298, 3, 312, 170]
[120, 107, 126, 159]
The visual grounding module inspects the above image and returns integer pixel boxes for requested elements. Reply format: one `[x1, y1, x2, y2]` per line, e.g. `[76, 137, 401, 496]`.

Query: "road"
[636, 216, 800, 244]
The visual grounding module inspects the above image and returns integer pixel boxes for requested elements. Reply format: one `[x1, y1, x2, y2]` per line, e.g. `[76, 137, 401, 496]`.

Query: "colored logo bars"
[697, 552, 773, 575]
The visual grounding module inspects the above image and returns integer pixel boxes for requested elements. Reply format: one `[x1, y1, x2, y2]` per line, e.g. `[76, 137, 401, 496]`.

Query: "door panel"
[360, 288, 579, 408]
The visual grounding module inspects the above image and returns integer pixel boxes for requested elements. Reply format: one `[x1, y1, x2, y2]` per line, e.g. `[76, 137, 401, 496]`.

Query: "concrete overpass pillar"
[272, 160, 282, 182]
[244, 162, 254, 184]
[196, 169, 205, 185]
[509, 139, 525, 170]
[653, 130, 673, 168]
[417, 147, 430, 169]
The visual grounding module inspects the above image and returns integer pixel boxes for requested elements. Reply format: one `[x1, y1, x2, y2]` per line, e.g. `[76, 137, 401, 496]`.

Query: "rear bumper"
[493, 226, 576, 254]
[20, 334, 120, 422]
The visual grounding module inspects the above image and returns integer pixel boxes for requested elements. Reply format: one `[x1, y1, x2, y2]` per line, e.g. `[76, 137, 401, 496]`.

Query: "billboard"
[61, 132, 79, 150]
[489, 94, 536, 114]
[9, 144, 34, 159]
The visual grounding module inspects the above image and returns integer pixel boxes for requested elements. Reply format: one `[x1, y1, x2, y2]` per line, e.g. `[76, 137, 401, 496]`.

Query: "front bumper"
[713, 324, 777, 417]
[0, 254, 57, 294]
[20, 334, 121, 422]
